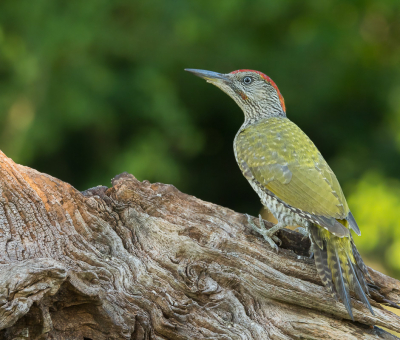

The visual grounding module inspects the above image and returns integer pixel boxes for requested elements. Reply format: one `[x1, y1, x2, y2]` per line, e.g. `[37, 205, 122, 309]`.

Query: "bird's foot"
[246, 214, 283, 252]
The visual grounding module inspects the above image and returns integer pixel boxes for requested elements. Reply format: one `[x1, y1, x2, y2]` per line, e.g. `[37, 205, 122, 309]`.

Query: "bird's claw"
[271, 234, 282, 246]
[246, 214, 281, 252]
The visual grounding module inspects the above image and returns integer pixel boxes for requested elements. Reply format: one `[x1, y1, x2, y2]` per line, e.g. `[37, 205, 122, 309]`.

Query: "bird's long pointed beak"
[185, 69, 229, 83]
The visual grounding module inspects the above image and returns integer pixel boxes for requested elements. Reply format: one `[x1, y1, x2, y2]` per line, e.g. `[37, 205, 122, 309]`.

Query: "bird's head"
[185, 69, 286, 121]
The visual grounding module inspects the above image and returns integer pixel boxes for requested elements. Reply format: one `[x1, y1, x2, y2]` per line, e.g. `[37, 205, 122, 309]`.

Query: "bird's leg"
[295, 227, 309, 237]
[294, 226, 314, 257]
[246, 214, 285, 252]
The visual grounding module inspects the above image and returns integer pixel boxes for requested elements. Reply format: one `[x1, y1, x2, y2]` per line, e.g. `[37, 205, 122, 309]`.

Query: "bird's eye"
[243, 76, 253, 84]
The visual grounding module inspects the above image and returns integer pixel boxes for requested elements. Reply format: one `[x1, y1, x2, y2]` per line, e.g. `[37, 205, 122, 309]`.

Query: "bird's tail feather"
[346, 253, 374, 315]
[309, 223, 373, 319]
[329, 240, 353, 319]
[351, 237, 373, 282]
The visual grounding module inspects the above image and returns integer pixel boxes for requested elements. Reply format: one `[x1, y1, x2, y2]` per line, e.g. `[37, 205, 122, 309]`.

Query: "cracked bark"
[0, 150, 399, 340]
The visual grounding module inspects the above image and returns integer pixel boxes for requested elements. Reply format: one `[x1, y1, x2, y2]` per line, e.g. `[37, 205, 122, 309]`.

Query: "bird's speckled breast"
[248, 177, 310, 228]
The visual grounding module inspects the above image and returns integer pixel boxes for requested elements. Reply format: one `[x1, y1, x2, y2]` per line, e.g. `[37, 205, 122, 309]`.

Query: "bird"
[185, 68, 374, 319]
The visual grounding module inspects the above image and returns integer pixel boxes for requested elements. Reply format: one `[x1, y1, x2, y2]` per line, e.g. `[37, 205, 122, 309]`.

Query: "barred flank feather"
[312, 242, 336, 299]
[309, 224, 323, 249]
[309, 224, 373, 319]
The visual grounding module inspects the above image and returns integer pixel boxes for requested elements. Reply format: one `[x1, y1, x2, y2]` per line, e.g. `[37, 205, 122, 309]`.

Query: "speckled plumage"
[234, 117, 352, 236]
[186, 68, 373, 319]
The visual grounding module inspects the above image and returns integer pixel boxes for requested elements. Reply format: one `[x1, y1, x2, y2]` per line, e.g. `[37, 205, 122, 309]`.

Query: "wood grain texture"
[0, 150, 399, 340]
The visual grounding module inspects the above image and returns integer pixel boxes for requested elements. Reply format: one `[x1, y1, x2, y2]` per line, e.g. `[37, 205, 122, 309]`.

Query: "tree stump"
[0, 150, 399, 340]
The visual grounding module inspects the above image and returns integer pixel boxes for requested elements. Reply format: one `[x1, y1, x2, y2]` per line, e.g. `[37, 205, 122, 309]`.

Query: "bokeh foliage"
[1, 0, 400, 277]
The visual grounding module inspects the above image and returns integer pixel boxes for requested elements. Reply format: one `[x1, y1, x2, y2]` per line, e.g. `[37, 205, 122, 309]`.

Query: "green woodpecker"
[186, 68, 373, 319]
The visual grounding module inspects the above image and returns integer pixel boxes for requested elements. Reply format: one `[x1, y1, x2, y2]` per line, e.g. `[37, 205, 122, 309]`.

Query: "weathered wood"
[0, 150, 399, 340]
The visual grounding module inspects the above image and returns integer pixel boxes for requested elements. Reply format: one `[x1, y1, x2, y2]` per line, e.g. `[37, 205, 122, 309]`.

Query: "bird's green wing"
[235, 117, 356, 236]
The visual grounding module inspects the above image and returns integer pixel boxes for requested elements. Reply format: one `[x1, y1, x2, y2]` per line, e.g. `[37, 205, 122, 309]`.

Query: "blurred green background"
[0, 0, 400, 279]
